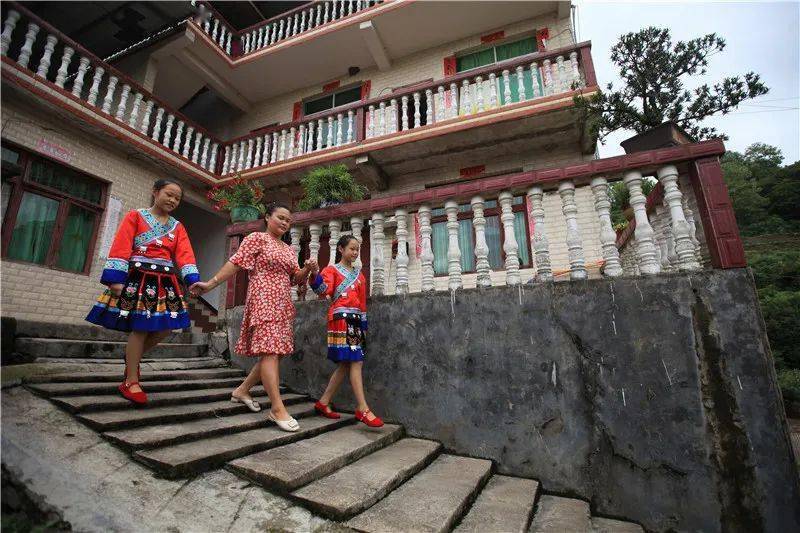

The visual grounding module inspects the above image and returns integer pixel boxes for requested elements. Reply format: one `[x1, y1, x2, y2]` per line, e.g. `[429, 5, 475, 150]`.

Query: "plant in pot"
[297, 164, 368, 211]
[207, 175, 265, 223]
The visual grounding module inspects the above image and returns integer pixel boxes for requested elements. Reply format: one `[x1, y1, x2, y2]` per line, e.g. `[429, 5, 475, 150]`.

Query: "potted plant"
[207, 175, 265, 222]
[297, 164, 368, 211]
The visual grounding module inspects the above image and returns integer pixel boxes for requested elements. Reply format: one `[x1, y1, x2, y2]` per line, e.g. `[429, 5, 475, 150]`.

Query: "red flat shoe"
[119, 381, 147, 405]
[315, 400, 341, 419]
[355, 408, 384, 428]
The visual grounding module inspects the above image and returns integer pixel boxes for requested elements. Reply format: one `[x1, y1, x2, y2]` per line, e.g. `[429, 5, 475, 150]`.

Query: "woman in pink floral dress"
[190, 203, 318, 432]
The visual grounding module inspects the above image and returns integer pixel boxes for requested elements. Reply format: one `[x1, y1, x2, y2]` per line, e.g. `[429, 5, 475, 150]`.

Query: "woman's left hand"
[189, 281, 212, 297]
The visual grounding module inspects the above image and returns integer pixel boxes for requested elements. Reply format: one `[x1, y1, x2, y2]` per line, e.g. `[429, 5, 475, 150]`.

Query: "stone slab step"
[27, 377, 246, 397]
[50, 386, 275, 414]
[592, 517, 644, 532]
[77, 392, 305, 431]
[292, 438, 441, 521]
[12, 319, 204, 343]
[455, 475, 539, 532]
[30, 357, 227, 371]
[344, 453, 492, 532]
[134, 414, 354, 478]
[529, 496, 592, 533]
[24, 368, 245, 384]
[104, 401, 317, 451]
[228, 423, 404, 493]
[17, 337, 207, 359]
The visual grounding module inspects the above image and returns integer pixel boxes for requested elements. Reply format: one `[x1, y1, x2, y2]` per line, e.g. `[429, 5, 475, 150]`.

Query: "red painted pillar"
[689, 156, 747, 268]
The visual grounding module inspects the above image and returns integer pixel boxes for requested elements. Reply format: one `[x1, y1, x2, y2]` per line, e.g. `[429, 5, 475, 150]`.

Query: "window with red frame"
[1, 144, 107, 274]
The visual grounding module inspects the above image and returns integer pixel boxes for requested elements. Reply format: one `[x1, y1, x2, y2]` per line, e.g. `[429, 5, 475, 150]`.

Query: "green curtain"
[7, 192, 59, 264]
[498, 69, 536, 105]
[29, 159, 102, 204]
[458, 219, 475, 272]
[495, 37, 536, 61]
[514, 211, 531, 266]
[457, 48, 495, 72]
[432, 222, 448, 274]
[485, 216, 503, 269]
[56, 204, 95, 272]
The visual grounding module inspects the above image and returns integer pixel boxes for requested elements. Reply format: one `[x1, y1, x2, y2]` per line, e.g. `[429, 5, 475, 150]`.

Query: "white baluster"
[502, 69, 512, 105]
[243, 33, 250, 54]
[471, 196, 492, 288]
[417, 205, 435, 292]
[278, 131, 286, 161]
[351, 216, 364, 271]
[488, 73, 498, 108]
[542, 59, 553, 95]
[516, 65, 527, 101]
[658, 165, 702, 271]
[306, 122, 315, 153]
[254, 136, 263, 165]
[53, 44, 71, 84]
[326, 116, 334, 147]
[527, 186, 552, 281]
[557, 55, 568, 92]
[308, 223, 322, 267]
[624, 170, 661, 275]
[445, 200, 463, 290]
[192, 133, 203, 163]
[287, 127, 295, 159]
[328, 220, 342, 266]
[209, 143, 219, 171]
[236, 141, 245, 170]
[17, 22, 39, 69]
[395, 209, 409, 295]
[225, 33, 232, 54]
[316, 119, 324, 150]
[558, 181, 586, 280]
[201, 138, 211, 167]
[401, 95, 409, 131]
[87, 66, 104, 106]
[569, 51, 581, 88]
[653, 204, 671, 271]
[389, 99, 398, 133]
[172, 120, 184, 152]
[293, 13, 300, 35]
[530, 62, 542, 98]
[211, 19, 220, 42]
[290, 227, 303, 301]
[228, 143, 238, 172]
[297, 125, 305, 156]
[115, 84, 131, 120]
[436, 86, 446, 121]
[370, 213, 385, 295]
[681, 193, 703, 265]
[222, 145, 231, 174]
[367, 105, 375, 138]
[332, 1, 340, 20]
[461, 79, 471, 115]
[267, 23, 275, 45]
[184, 129, 196, 159]
[0, 10, 21, 57]
[336, 113, 344, 146]
[162, 113, 175, 147]
[128, 93, 143, 128]
[151, 107, 165, 140]
[378, 101, 386, 136]
[140, 100, 154, 133]
[300, 10, 307, 32]
[218, 26, 226, 48]
[499, 192, 521, 285]
[271, 132, 279, 163]
[346, 109, 355, 142]
[316, 5, 323, 26]
[590, 177, 623, 277]
[36, 35, 57, 78]
[70, 56, 91, 97]
[449, 82, 458, 118]
[256, 27, 264, 49]
[98, 75, 119, 114]
[475, 76, 484, 112]
[323, 2, 330, 23]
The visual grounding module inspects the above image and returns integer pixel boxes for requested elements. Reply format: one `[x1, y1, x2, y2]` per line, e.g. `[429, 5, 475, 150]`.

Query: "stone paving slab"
[27, 377, 246, 396]
[134, 414, 355, 478]
[228, 423, 403, 492]
[1, 386, 346, 533]
[17, 337, 206, 359]
[104, 401, 317, 451]
[24, 368, 245, 384]
[591, 517, 644, 532]
[344, 453, 491, 532]
[50, 386, 272, 414]
[293, 438, 441, 521]
[529, 495, 592, 533]
[455, 475, 539, 532]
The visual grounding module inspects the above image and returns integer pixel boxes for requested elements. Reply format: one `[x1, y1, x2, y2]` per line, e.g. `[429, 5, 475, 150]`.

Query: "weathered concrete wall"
[227, 269, 800, 532]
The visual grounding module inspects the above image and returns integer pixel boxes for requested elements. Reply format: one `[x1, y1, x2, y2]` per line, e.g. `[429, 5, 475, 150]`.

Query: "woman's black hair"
[334, 234, 359, 263]
[151, 179, 183, 205]
[264, 202, 291, 217]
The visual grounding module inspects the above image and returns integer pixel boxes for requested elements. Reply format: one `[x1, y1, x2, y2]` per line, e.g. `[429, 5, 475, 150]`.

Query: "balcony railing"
[1, 3, 223, 175]
[196, 1, 385, 58]
[219, 41, 597, 177]
[223, 139, 744, 306]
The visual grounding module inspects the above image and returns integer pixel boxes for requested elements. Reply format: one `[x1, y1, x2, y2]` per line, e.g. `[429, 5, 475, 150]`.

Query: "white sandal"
[268, 411, 300, 432]
[231, 394, 261, 412]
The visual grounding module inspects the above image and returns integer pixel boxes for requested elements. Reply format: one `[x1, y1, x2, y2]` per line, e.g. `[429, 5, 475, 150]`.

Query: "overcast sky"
[574, 0, 800, 164]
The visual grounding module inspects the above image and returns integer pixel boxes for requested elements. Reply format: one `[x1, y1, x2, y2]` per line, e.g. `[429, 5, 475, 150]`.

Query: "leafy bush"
[758, 288, 800, 371]
[297, 164, 367, 211]
[206, 175, 264, 212]
[777, 368, 800, 403]
[609, 177, 657, 228]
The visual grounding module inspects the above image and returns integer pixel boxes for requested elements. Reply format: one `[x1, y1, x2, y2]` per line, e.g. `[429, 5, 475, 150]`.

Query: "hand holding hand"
[305, 259, 319, 276]
[109, 283, 124, 297]
[189, 281, 211, 297]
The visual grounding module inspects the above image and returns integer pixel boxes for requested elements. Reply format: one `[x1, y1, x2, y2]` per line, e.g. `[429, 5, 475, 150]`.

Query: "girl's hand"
[109, 283, 124, 297]
[189, 281, 212, 297]
[305, 259, 319, 276]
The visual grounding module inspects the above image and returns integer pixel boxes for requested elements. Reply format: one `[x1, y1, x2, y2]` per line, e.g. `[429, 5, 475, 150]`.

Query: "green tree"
[576, 27, 769, 142]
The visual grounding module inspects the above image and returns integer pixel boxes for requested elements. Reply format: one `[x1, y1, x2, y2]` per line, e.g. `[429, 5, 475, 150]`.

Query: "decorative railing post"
[516, 65, 526, 101]
[395, 209, 409, 295]
[530, 61, 541, 98]
[172, 120, 185, 152]
[101, 75, 118, 114]
[590, 177, 623, 276]
[350, 216, 364, 271]
[209, 143, 219, 172]
[624, 170, 661, 275]
[371, 213, 386, 296]
[290, 227, 303, 301]
[115, 83, 131, 120]
[558, 181, 587, 280]
[162, 113, 175, 147]
[417, 205, 435, 292]
[681, 194, 703, 265]
[471, 196, 492, 288]
[192, 133, 203, 164]
[87, 66, 104, 106]
[221, 145, 231, 174]
[502, 69, 512, 104]
[36, 34, 57, 78]
[475, 76, 484, 112]
[128, 93, 143, 128]
[425, 89, 434, 125]
[527, 186, 552, 282]
[499, 191, 521, 285]
[308, 223, 322, 268]
[54, 46, 74, 88]
[140, 100, 155, 134]
[449, 82, 458, 118]
[445, 200, 463, 290]
[658, 165, 702, 271]
[201, 138, 211, 167]
[0, 10, 21, 57]
[17, 22, 39, 69]
[328, 220, 342, 266]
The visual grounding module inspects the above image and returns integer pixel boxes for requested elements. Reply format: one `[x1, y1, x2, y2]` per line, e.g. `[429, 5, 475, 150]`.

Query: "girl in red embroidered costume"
[86, 179, 199, 405]
[190, 203, 318, 432]
[310, 235, 384, 428]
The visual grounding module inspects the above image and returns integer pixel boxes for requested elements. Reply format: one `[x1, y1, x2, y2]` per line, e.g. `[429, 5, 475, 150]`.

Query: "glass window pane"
[514, 211, 531, 267]
[334, 87, 362, 107]
[485, 215, 503, 269]
[432, 222, 449, 275]
[6, 192, 59, 264]
[56, 204, 95, 272]
[304, 94, 334, 115]
[28, 159, 102, 205]
[458, 219, 475, 272]
[2, 146, 20, 166]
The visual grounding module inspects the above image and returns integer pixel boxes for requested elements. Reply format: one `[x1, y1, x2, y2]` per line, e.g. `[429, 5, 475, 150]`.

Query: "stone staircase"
[22, 360, 644, 533]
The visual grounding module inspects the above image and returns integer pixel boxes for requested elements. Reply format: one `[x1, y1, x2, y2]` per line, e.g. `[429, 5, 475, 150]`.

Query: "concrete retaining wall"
[227, 269, 800, 532]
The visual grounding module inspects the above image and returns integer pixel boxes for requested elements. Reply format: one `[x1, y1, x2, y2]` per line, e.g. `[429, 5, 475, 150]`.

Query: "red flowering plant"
[206, 174, 266, 214]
